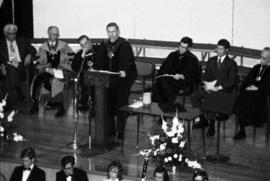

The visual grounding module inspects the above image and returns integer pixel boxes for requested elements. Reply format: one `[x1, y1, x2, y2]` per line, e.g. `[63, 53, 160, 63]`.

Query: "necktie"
[23, 168, 31, 171]
[10, 43, 16, 53]
[217, 58, 222, 69]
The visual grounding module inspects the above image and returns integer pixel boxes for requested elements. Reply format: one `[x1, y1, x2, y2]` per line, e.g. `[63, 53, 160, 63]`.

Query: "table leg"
[136, 113, 141, 150]
[187, 120, 191, 151]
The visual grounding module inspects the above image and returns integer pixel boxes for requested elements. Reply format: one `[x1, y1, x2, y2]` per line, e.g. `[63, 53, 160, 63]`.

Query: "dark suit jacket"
[9, 165, 45, 181]
[56, 167, 89, 181]
[0, 37, 36, 65]
[240, 64, 270, 95]
[204, 55, 238, 92]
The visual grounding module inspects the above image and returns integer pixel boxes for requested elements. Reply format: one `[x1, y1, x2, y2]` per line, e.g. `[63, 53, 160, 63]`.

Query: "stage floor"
[1, 95, 270, 181]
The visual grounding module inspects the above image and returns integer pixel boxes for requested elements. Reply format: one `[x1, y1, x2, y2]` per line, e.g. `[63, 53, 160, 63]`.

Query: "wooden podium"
[85, 70, 120, 148]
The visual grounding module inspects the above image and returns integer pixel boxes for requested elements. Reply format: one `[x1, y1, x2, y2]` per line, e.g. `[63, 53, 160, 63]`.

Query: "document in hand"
[53, 69, 64, 79]
[203, 80, 217, 91]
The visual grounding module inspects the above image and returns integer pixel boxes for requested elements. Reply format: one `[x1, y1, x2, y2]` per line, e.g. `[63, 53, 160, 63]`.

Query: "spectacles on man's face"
[179, 44, 189, 49]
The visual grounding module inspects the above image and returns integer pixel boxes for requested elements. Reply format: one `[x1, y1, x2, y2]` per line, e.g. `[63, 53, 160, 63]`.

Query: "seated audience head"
[61, 155, 75, 176]
[3, 24, 18, 42]
[77, 35, 92, 51]
[216, 39, 230, 57]
[179, 36, 193, 54]
[261, 47, 270, 65]
[153, 166, 169, 181]
[47, 26, 60, 42]
[106, 22, 120, 43]
[107, 160, 123, 180]
[20, 147, 36, 169]
[192, 169, 208, 181]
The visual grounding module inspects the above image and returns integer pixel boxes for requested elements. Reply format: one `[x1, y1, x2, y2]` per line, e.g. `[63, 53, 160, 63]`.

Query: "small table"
[119, 102, 200, 150]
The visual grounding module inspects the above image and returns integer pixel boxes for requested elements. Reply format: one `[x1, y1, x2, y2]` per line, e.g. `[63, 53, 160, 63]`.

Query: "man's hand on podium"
[119, 70, 126, 78]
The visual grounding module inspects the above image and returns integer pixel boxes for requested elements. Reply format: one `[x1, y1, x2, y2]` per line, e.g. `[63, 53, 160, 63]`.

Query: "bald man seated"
[29, 26, 73, 117]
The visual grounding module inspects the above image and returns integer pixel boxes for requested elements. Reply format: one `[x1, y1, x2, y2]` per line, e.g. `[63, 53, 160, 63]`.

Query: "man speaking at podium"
[96, 22, 137, 141]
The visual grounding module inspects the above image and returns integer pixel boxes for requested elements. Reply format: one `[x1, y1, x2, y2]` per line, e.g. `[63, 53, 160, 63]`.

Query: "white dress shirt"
[217, 54, 226, 63]
[6, 39, 21, 62]
[22, 164, 34, 181]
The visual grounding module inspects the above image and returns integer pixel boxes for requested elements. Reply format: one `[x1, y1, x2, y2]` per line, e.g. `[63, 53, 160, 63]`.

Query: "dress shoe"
[233, 131, 246, 140]
[192, 114, 209, 129]
[29, 104, 39, 114]
[55, 104, 65, 117]
[45, 101, 58, 109]
[207, 125, 215, 137]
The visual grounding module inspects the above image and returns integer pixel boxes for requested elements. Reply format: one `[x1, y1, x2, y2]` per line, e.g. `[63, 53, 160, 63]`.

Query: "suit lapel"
[212, 56, 219, 77]
[26, 165, 36, 181]
[16, 39, 24, 60]
[1, 40, 9, 62]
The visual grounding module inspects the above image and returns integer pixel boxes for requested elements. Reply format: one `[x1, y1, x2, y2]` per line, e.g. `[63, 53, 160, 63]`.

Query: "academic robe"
[30, 40, 73, 101]
[235, 64, 270, 126]
[152, 50, 200, 103]
[95, 37, 137, 138]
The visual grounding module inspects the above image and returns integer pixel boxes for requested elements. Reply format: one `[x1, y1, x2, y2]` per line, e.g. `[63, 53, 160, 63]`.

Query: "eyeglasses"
[261, 56, 268, 60]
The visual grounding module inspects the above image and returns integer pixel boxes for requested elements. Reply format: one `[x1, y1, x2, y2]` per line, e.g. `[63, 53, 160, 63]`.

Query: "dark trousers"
[107, 79, 132, 138]
[3, 64, 26, 110]
[235, 91, 267, 127]
[152, 77, 184, 103]
[31, 72, 53, 101]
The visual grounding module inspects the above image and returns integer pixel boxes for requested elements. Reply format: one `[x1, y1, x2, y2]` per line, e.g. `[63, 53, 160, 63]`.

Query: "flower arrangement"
[139, 112, 202, 173]
[0, 96, 24, 142]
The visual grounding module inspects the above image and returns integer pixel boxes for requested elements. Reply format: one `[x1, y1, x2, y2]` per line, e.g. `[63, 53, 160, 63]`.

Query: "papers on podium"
[89, 69, 121, 75]
[53, 69, 64, 79]
[155, 74, 174, 78]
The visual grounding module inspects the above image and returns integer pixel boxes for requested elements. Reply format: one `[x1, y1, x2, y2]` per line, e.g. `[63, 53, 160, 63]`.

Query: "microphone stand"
[69, 51, 91, 150]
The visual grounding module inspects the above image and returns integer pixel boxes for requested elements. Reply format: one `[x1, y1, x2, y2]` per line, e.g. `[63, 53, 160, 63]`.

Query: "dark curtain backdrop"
[0, 0, 33, 38]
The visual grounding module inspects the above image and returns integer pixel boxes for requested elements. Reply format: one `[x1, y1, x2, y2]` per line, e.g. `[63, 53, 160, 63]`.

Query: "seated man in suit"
[29, 26, 73, 117]
[0, 24, 36, 110]
[9, 147, 45, 181]
[191, 39, 238, 136]
[233, 47, 270, 140]
[71, 35, 99, 112]
[152, 37, 200, 103]
[56, 155, 88, 181]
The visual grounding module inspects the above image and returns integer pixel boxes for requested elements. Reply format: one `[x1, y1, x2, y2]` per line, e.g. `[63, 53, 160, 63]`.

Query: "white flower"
[168, 156, 172, 161]
[185, 159, 202, 169]
[173, 154, 178, 159]
[178, 154, 182, 161]
[149, 134, 160, 145]
[153, 149, 159, 156]
[159, 143, 166, 151]
[172, 116, 179, 127]
[161, 118, 167, 132]
[164, 158, 168, 163]
[13, 133, 24, 142]
[179, 141, 185, 148]
[0, 126, 4, 132]
[0, 113, 4, 119]
[178, 125, 184, 134]
[171, 137, 179, 144]
[139, 149, 152, 157]
[7, 110, 16, 122]
[166, 131, 175, 137]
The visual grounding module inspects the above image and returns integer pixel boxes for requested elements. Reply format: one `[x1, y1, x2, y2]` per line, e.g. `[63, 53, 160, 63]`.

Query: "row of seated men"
[3, 147, 208, 181]
[0, 23, 137, 141]
[0, 23, 269, 142]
